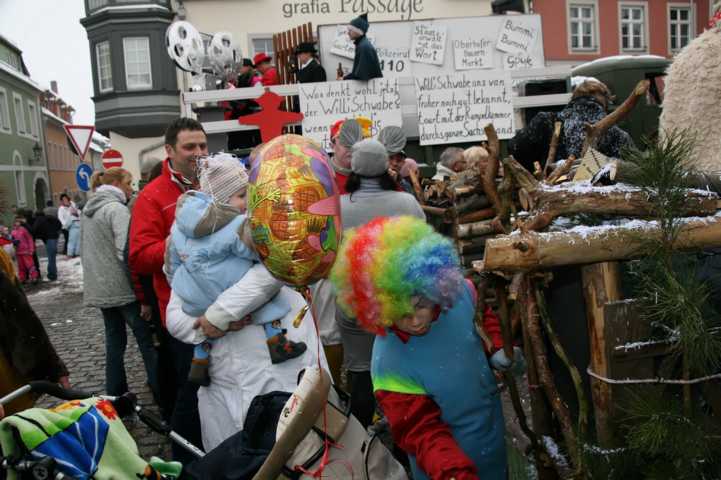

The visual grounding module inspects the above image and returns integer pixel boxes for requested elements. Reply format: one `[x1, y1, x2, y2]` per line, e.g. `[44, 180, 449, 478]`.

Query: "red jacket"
[129, 159, 189, 324]
[260, 67, 279, 86]
[335, 172, 348, 195]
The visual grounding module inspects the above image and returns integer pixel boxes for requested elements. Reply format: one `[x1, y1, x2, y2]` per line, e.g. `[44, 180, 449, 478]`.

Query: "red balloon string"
[292, 286, 354, 479]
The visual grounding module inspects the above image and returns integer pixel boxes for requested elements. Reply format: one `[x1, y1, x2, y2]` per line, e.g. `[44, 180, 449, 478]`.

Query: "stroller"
[0, 369, 407, 480]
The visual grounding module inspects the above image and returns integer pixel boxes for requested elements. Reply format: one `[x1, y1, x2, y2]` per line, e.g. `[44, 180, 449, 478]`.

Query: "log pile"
[424, 80, 721, 477]
[420, 125, 506, 270]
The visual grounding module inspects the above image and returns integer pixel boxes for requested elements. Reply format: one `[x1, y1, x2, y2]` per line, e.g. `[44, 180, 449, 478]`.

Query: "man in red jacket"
[129, 117, 207, 463]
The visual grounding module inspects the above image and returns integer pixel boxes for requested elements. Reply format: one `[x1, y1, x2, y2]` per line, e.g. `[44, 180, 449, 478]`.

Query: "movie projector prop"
[165, 21, 241, 91]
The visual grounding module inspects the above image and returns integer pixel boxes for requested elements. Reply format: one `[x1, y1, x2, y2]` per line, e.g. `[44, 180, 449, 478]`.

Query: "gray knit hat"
[198, 153, 248, 206]
[338, 119, 363, 148]
[351, 139, 388, 177]
[377, 126, 407, 155]
[349, 13, 369, 34]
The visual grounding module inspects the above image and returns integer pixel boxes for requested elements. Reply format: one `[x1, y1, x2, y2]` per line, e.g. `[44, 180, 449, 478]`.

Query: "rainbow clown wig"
[330, 216, 465, 335]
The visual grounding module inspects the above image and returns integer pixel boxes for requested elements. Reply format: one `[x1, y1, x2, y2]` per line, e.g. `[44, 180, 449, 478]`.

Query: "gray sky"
[0, 0, 94, 124]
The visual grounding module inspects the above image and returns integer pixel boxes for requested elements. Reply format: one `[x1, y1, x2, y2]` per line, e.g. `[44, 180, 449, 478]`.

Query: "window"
[13, 152, 25, 206]
[123, 37, 152, 90]
[569, 3, 598, 51]
[251, 37, 274, 57]
[0, 87, 10, 133]
[13, 93, 25, 134]
[96, 41, 113, 93]
[669, 5, 694, 53]
[620, 4, 647, 51]
[26, 101, 38, 138]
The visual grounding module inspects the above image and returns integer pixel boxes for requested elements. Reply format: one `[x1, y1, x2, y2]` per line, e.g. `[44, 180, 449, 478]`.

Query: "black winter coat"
[344, 35, 383, 81]
[508, 96, 635, 172]
[0, 268, 68, 384]
[297, 58, 327, 83]
[33, 214, 62, 242]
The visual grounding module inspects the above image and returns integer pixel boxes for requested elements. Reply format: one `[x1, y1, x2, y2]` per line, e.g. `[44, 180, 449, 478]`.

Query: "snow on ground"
[26, 255, 84, 301]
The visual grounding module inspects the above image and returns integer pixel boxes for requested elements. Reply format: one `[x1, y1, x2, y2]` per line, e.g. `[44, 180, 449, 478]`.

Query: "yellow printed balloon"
[248, 134, 341, 286]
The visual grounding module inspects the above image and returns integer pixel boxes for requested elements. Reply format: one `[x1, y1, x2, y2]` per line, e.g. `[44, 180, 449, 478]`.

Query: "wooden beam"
[478, 214, 721, 272]
[582, 262, 622, 447]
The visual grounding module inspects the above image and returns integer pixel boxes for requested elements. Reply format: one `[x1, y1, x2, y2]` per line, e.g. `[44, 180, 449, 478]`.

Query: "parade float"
[162, 6, 721, 477]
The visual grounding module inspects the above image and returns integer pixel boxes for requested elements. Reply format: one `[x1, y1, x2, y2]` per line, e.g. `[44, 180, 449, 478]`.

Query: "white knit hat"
[198, 153, 248, 206]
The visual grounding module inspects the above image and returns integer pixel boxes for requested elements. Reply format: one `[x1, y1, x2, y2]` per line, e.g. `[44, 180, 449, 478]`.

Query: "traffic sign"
[64, 125, 95, 162]
[76, 163, 94, 192]
[102, 149, 123, 169]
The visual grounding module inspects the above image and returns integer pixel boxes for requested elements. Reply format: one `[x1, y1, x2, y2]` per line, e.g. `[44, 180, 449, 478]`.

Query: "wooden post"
[519, 295, 559, 480]
[581, 261, 622, 446]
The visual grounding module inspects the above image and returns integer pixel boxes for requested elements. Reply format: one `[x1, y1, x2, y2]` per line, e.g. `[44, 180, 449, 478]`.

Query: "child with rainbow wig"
[331, 216, 517, 480]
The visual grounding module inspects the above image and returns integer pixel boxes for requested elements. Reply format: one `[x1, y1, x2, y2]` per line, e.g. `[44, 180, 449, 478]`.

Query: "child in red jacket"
[11, 217, 38, 284]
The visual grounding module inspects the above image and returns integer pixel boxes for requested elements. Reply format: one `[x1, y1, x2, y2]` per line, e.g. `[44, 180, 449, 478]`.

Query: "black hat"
[350, 13, 369, 34]
[241, 58, 253, 67]
[295, 42, 318, 55]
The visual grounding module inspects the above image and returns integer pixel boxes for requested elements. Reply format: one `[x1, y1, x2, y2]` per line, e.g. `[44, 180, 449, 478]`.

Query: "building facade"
[40, 83, 111, 204]
[81, 0, 181, 183]
[178, 0, 493, 60]
[0, 35, 50, 225]
[41, 83, 81, 205]
[535, 0, 715, 64]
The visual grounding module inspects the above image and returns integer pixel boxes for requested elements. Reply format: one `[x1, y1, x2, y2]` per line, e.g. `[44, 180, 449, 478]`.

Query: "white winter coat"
[166, 263, 329, 451]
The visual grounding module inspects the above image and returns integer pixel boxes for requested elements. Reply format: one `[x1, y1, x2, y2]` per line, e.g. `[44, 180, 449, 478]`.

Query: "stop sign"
[102, 149, 123, 169]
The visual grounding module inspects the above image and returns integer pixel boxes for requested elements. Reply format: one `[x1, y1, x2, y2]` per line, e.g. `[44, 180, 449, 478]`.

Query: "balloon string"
[292, 286, 354, 479]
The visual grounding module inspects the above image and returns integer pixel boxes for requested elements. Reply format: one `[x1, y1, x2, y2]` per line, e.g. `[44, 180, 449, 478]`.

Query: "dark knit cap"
[350, 13, 369, 34]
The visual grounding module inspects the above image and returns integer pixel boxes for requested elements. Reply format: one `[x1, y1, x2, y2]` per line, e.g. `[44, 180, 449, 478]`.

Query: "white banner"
[299, 78, 402, 151]
[414, 70, 515, 146]
[410, 22, 447, 65]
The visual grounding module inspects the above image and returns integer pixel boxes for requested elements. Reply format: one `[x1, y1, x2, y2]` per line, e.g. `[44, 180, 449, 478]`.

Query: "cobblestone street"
[26, 252, 172, 461]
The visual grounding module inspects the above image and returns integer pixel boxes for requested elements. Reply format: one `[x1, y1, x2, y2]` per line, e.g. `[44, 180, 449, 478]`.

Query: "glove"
[490, 347, 526, 376]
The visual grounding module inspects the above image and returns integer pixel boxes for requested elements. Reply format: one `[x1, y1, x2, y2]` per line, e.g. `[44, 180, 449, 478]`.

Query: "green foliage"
[600, 131, 721, 479]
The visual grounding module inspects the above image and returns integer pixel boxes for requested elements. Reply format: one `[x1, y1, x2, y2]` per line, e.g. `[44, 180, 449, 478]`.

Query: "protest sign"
[496, 17, 537, 55]
[452, 36, 496, 70]
[502, 51, 540, 70]
[414, 70, 514, 145]
[298, 78, 402, 150]
[410, 22, 447, 65]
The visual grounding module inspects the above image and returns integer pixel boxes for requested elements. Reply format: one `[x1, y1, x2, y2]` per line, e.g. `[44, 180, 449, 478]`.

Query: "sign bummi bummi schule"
[415, 70, 514, 146]
[298, 78, 402, 150]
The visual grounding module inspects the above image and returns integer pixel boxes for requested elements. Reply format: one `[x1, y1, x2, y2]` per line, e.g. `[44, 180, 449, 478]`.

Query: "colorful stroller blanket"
[0, 397, 180, 480]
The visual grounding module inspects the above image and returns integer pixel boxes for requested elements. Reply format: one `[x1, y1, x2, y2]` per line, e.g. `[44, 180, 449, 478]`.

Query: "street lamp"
[32, 142, 43, 162]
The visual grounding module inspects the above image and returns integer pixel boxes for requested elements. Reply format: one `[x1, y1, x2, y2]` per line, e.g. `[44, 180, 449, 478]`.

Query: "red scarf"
[389, 305, 442, 343]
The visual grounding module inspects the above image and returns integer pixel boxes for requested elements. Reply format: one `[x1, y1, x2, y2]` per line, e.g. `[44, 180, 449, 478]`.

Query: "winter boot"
[188, 358, 211, 387]
[267, 330, 307, 364]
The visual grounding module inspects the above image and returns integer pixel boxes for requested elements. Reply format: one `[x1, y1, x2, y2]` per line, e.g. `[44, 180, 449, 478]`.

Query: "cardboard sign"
[496, 17, 537, 55]
[410, 22, 447, 65]
[298, 78, 402, 151]
[453, 36, 496, 70]
[415, 71, 514, 146]
[502, 51, 540, 70]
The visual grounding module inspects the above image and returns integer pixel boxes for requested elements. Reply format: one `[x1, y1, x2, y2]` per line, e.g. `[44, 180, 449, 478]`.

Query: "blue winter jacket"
[166, 191, 289, 323]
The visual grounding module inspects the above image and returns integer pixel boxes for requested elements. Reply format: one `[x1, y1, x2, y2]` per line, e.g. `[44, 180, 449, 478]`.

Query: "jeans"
[168, 335, 204, 462]
[45, 238, 57, 280]
[101, 302, 159, 397]
[61, 228, 68, 255]
[67, 222, 80, 257]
